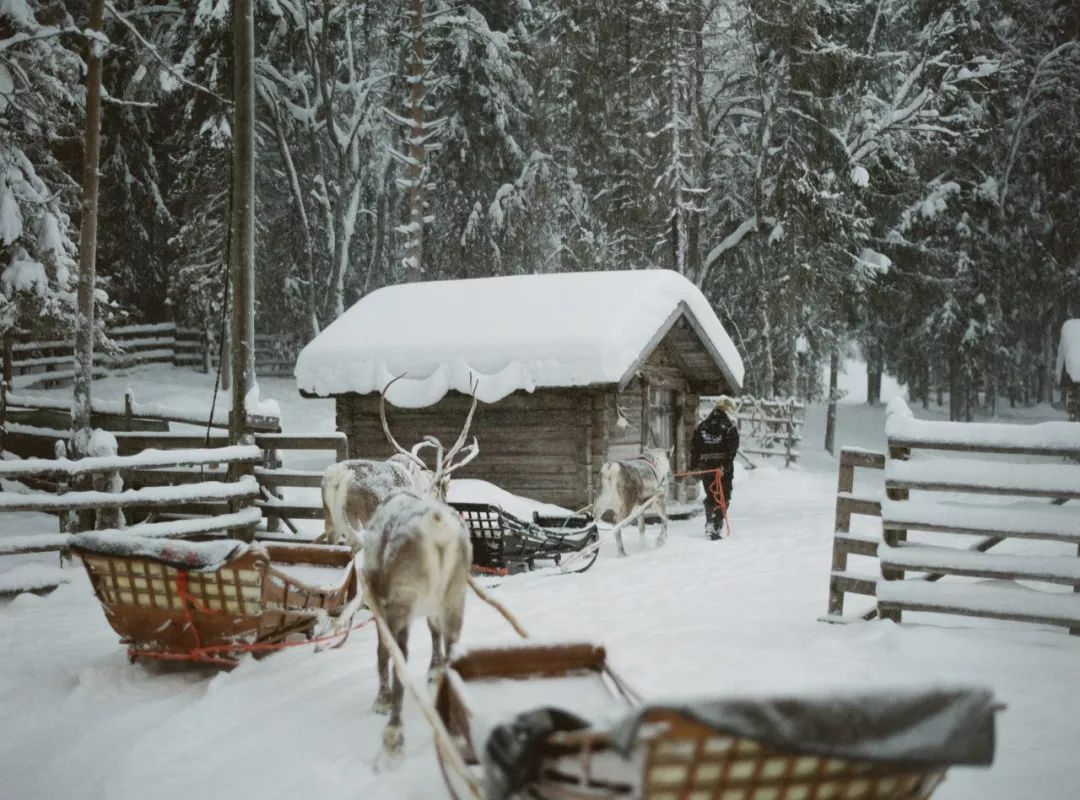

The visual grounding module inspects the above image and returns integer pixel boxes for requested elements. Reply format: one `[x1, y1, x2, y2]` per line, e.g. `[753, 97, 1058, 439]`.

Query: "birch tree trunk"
[403, 0, 426, 282]
[72, 0, 105, 465]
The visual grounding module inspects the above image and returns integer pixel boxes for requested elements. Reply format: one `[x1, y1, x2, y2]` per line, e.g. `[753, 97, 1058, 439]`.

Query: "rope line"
[128, 569, 373, 667]
[673, 467, 733, 538]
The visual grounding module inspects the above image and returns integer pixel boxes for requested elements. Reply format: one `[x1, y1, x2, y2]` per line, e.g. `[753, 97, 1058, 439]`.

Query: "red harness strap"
[128, 570, 373, 668]
[672, 467, 733, 538]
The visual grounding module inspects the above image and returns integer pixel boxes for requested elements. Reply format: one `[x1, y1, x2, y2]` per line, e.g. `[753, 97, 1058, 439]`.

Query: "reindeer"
[593, 448, 671, 557]
[318, 377, 479, 550]
[362, 490, 471, 756]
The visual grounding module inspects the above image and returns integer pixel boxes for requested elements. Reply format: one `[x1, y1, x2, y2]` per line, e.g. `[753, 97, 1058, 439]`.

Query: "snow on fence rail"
[877, 399, 1080, 635]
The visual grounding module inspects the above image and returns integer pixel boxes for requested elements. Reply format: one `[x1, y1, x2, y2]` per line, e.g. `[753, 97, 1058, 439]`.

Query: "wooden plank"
[833, 534, 879, 557]
[0, 534, 71, 555]
[888, 436, 1080, 460]
[254, 468, 322, 488]
[829, 571, 877, 597]
[839, 448, 886, 470]
[836, 492, 882, 518]
[880, 543, 1080, 586]
[881, 500, 1080, 544]
[877, 580, 1080, 631]
[0, 445, 262, 479]
[255, 500, 323, 520]
[0, 478, 258, 512]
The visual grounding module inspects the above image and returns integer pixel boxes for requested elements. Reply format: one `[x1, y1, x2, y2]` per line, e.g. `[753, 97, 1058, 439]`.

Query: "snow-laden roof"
[1056, 319, 1080, 383]
[295, 270, 744, 406]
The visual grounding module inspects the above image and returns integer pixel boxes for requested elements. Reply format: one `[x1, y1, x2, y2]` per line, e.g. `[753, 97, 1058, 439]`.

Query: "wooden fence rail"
[876, 399, 1080, 635]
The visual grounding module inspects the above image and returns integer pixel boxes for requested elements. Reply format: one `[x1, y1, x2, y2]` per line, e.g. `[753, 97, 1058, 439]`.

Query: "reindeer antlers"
[443, 374, 480, 468]
[380, 373, 481, 486]
[380, 374, 429, 471]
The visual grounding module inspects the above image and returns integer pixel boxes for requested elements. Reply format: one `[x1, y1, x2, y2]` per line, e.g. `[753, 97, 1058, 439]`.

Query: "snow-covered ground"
[1, 364, 1078, 799]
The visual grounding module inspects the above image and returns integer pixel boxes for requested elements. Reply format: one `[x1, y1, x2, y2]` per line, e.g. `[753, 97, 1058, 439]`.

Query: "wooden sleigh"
[436, 643, 996, 800]
[70, 533, 359, 668]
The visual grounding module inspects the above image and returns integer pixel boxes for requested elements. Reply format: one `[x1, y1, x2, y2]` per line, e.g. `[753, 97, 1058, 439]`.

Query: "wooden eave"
[616, 301, 742, 393]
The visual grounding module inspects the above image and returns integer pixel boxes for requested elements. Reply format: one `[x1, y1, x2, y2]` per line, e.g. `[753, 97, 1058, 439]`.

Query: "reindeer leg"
[374, 625, 392, 715]
[443, 570, 467, 659]
[638, 510, 647, 545]
[657, 495, 669, 549]
[614, 525, 627, 558]
[382, 617, 409, 757]
[427, 618, 444, 683]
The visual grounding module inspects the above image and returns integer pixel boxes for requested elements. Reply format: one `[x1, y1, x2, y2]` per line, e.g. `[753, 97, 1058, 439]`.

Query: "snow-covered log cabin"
[1058, 320, 1079, 422]
[294, 270, 744, 509]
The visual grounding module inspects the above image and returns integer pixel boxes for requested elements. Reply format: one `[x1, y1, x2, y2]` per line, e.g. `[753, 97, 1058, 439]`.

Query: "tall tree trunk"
[403, 0, 426, 282]
[757, 287, 776, 397]
[948, 356, 963, 421]
[824, 349, 839, 455]
[866, 355, 882, 406]
[229, 0, 255, 444]
[72, 0, 105, 460]
[71, 0, 105, 532]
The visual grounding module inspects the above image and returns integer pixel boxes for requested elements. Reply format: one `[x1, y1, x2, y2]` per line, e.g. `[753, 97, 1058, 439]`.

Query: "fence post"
[124, 389, 134, 432]
[263, 445, 281, 533]
[54, 440, 77, 535]
[828, 452, 855, 616]
[879, 444, 910, 623]
[91, 433, 124, 531]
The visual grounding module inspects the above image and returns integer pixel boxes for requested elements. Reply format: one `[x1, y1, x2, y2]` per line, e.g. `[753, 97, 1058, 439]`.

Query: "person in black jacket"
[690, 396, 740, 539]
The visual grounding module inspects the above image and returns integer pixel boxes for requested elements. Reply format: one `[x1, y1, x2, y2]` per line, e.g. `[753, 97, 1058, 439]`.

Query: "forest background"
[2, 0, 1078, 419]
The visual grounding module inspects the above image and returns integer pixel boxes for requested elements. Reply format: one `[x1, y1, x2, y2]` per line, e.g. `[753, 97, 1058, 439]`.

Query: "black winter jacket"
[690, 409, 739, 469]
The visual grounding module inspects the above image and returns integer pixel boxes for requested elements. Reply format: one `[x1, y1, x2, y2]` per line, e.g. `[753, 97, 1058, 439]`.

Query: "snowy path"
[1, 366, 1079, 799]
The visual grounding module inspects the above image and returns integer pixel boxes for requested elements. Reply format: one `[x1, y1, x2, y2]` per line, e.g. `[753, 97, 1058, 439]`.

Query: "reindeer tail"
[322, 463, 360, 549]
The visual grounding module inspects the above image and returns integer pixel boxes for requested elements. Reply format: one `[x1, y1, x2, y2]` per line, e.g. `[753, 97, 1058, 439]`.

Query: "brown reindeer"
[318, 378, 479, 550]
[593, 448, 671, 557]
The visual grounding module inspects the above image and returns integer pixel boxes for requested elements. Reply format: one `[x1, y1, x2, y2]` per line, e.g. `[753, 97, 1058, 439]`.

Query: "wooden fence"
[876, 400, 1080, 634]
[825, 447, 885, 620]
[3, 323, 298, 389]
[0, 383, 345, 596]
[734, 396, 804, 466]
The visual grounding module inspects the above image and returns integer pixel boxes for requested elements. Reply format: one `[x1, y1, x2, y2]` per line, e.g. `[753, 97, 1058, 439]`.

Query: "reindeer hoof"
[374, 726, 405, 771]
[428, 665, 445, 684]
[382, 724, 404, 755]
[373, 690, 392, 715]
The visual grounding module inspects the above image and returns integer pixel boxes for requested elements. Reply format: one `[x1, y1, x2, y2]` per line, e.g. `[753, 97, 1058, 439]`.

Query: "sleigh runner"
[452, 502, 601, 576]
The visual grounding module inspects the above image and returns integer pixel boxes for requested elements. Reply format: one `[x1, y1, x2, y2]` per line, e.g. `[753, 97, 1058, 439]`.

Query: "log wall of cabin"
[333, 343, 708, 509]
[336, 389, 597, 509]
